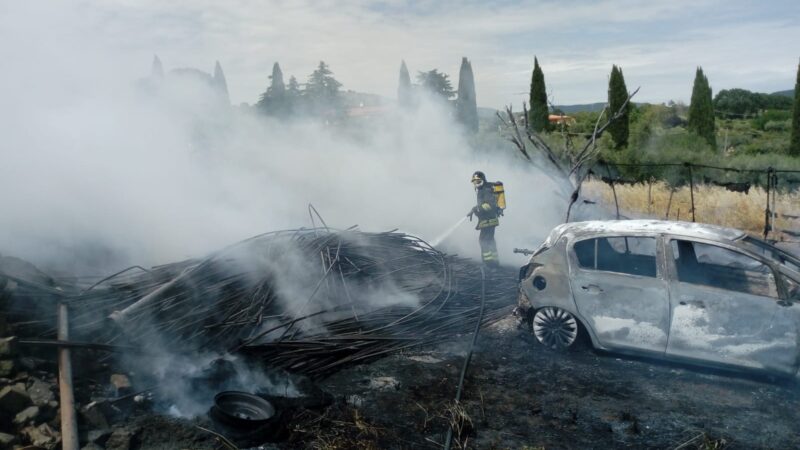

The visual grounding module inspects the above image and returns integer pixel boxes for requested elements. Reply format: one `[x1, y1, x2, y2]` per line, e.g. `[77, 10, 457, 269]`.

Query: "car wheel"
[532, 307, 580, 350]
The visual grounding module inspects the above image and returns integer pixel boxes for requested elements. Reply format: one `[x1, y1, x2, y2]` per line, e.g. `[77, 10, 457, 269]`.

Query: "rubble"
[81, 443, 104, 450]
[26, 378, 55, 406]
[21, 422, 60, 449]
[12, 405, 40, 426]
[105, 427, 136, 450]
[0, 337, 17, 379]
[0, 384, 32, 415]
[80, 401, 111, 430]
[0, 337, 17, 358]
[85, 428, 112, 446]
[0, 361, 14, 379]
[0, 432, 17, 447]
[110, 374, 132, 394]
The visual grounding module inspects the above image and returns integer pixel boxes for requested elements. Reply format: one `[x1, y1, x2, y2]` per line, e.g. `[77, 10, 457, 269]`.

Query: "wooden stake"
[687, 164, 696, 223]
[665, 189, 675, 220]
[58, 303, 79, 450]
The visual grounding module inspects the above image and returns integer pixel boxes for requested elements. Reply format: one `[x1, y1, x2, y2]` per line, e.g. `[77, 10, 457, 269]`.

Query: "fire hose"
[443, 265, 486, 450]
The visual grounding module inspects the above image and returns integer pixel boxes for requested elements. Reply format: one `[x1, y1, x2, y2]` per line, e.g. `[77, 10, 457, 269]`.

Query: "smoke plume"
[0, 3, 566, 276]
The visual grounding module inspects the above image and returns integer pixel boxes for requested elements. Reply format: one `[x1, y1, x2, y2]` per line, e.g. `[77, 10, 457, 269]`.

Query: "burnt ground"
[116, 303, 800, 450]
[8, 268, 800, 449]
[303, 315, 800, 449]
[11, 307, 800, 450]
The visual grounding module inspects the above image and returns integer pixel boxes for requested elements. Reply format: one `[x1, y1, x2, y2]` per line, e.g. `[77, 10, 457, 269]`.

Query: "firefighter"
[467, 171, 500, 267]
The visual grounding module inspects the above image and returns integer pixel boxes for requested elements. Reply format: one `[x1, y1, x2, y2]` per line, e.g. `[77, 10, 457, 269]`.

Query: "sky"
[4, 0, 798, 109]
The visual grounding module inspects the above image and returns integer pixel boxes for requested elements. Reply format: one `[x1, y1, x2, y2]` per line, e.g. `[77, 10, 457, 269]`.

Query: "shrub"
[751, 110, 792, 131]
[764, 120, 790, 132]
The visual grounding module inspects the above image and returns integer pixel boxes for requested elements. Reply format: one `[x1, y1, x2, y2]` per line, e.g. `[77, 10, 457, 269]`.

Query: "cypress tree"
[305, 61, 342, 115]
[790, 59, 800, 156]
[398, 60, 413, 108]
[256, 62, 287, 115]
[151, 55, 164, 79]
[416, 69, 455, 99]
[688, 67, 716, 148]
[455, 57, 479, 133]
[529, 57, 549, 133]
[213, 61, 230, 104]
[607, 65, 630, 148]
[286, 75, 301, 115]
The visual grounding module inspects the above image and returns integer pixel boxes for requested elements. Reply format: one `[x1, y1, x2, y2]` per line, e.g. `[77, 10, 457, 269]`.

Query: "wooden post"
[606, 165, 620, 220]
[772, 172, 779, 239]
[763, 168, 773, 239]
[687, 164, 696, 223]
[58, 303, 79, 450]
[665, 188, 675, 220]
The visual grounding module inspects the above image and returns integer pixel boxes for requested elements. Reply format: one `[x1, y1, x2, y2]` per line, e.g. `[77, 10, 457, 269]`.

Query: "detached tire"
[532, 307, 582, 351]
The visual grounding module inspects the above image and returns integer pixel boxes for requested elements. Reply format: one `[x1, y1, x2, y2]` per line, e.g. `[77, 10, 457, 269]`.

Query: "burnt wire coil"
[2, 229, 516, 378]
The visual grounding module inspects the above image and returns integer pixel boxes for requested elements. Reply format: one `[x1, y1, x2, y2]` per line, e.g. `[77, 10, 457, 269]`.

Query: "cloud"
[7, 0, 795, 109]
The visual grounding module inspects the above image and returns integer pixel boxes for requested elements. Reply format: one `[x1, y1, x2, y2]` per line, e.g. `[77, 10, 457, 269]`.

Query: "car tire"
[532, 307, 583, 351]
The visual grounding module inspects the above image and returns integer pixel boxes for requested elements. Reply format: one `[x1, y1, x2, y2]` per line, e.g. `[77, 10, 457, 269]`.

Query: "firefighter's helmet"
[471, 171, 486, 186]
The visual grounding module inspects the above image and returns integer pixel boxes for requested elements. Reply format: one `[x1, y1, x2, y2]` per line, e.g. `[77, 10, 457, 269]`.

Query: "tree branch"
[569, 86, 640, 176]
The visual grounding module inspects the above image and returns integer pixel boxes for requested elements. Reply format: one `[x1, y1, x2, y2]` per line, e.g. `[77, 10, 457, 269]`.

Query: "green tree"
[791, 60, 800, 156]
[287, 76, 301, 97]
[528, 57, 549, 133]
[713, 88, 759, 117]
[713, 88, 792, 118]
[607, 65, 630, 148]
[256, 62, 286, 115]
[284, 75, 302, 114]
[455, 57, 479, 133]
[305, 61, 342, 114]
[416, 69, 455, 99]
[688, 67, 716, 148]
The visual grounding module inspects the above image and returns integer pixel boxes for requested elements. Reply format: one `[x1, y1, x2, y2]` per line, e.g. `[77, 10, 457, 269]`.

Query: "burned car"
[517, 220, 800, 376]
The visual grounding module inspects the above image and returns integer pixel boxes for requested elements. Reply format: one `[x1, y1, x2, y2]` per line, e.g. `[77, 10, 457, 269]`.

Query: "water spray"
[430, 216, 468, 247]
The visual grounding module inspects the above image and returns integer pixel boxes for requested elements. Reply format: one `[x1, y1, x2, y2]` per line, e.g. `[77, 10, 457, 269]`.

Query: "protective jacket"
[473, 183, 500, 229]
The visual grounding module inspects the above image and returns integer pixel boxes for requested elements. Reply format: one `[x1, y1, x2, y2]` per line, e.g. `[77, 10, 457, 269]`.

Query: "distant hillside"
[772, 89, 795, 98]
[477, 107, 498, 119]
[554, 102, 607, 114]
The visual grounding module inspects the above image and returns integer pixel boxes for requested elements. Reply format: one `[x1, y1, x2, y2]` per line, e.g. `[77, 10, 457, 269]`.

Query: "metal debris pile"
[2, 229, 516, 378]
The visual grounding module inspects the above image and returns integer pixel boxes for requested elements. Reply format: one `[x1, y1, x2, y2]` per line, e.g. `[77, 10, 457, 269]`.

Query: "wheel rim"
[533, 307, 578, 349]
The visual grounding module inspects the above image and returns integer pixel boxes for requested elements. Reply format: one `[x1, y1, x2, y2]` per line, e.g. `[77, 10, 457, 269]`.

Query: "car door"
[569, 234, 670, 354]
[664, 238, 799, 374]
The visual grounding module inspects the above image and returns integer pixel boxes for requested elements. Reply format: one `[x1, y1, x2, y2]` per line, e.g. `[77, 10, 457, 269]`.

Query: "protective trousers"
[479, 227, 499, 267]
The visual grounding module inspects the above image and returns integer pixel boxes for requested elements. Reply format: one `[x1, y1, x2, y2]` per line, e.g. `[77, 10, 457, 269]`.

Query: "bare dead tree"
[495, 104, 572, 198]
[496, 87, 641, 222]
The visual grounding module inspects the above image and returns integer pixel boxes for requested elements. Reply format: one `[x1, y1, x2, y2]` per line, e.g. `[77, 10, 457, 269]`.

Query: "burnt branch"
[497, 106, 532, 162]
[569, 86, 640, 176]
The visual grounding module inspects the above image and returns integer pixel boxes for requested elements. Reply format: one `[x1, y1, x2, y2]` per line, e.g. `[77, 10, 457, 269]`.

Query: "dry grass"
[583, 179, 800, 239]
[442, 401, 474, 450]
[673, 431, 729, 450]
[291, 407, 383, 450]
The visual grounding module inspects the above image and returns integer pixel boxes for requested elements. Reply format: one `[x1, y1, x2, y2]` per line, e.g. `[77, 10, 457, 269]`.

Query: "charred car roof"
[550, 220, 746, 242]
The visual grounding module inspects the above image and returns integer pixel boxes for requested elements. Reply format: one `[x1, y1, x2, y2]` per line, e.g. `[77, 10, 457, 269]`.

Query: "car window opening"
[671, 239, 778, 298]
[574, 237, 657, 278]
[741, 236, 800, 272]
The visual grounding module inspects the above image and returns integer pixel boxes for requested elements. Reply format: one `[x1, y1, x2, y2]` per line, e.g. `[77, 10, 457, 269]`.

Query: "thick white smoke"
[0, 3, 566, 276]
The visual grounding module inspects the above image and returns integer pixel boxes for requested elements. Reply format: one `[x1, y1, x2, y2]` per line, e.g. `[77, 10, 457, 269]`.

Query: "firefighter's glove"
[467, 207, 477, 221]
